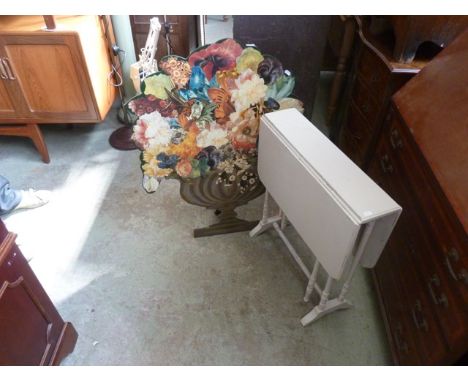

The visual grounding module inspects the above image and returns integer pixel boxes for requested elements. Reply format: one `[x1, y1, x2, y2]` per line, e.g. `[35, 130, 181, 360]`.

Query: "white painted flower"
[196, 124, 229, 148]
[142, 175, 160, 193]
[132, 111, 172, 149]
[231, 69, 267, 113]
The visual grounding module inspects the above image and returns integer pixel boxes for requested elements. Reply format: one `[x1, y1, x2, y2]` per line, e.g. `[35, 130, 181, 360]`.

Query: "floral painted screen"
[128, 38, 303, 193]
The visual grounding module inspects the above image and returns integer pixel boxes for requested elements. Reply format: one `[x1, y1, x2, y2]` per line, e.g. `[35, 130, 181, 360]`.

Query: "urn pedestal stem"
[179, 169, 265, 237]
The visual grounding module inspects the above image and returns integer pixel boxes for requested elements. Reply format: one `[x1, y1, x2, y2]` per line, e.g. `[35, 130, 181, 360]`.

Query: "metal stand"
[250, 191, 376, 326]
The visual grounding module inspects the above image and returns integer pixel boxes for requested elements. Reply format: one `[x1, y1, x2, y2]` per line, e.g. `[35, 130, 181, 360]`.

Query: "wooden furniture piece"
[0, 15, 116, 162]
[335, 16, 429, 167]
[251, 109, 401, 326]
[130, 16, 198, 61]
[325, 16, 357, 127]
[389, 16, 468, 63]
[368, 29, 468, 365]
[0, 218, 78, 365]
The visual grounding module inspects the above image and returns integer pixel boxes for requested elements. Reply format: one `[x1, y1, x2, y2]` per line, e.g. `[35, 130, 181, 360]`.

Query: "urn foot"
[194, 209, 259, 237]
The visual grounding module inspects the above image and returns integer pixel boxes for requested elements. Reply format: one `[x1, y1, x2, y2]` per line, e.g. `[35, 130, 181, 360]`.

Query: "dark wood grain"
[233, 16, 331, 119]
[130, 15, 197, 60]
[336, 16, 424, 167]
[392, 29, 468, 233]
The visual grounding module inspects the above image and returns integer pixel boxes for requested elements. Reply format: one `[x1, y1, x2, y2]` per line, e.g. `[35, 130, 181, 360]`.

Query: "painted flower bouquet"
[128, 38, 303, 194]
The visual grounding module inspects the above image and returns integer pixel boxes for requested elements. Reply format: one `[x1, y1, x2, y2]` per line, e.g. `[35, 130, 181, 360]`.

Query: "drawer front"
[369, 138, 452, 364]
[396, 202, 468, 353]
[373, 232, 423, 365]
[384, 114, 468, 306]
[340, 103, 373, 166]
[357, 45, 391, 99]
[395, 237, 449, 365]
[350, 76, 381, 128]
[369, 142, 422, 365]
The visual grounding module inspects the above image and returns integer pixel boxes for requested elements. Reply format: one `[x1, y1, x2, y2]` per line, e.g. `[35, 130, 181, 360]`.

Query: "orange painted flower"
[175, 159, 192, 177]
[160, 56, 192, 89]
[227, 110, 259, 152]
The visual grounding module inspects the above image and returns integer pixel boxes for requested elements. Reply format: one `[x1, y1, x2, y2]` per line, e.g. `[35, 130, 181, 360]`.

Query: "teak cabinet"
[0, 33, 98, 122]
[0, 15, 115, 123]
[0, 219, 77, 365]
[0, 16, 116, 162]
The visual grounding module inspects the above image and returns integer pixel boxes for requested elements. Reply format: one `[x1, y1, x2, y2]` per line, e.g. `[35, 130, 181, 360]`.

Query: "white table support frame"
[250, 191, 376, 326]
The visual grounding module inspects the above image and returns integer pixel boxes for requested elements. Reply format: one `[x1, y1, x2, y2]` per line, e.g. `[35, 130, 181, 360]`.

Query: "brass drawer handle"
[411, 300, 428, 332]
[370, 72, 379, 83]
[380, 154, 394, 174]
[445, 248, 468, 285]
[428, 274, 449, 308]
[361, 101, 370, 114]
[394, 323, 409, 354]
[390, 128, 403, 150]
[350, 132, 362, 141]
[0, 59, 8, 79]
[2, 57, 16, 80]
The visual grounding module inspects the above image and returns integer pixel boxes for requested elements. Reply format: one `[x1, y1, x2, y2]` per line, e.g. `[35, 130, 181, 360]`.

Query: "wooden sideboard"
[368, 29, 468, 365]
[0, 15, 116, 162]
[0, 218, 78, 365]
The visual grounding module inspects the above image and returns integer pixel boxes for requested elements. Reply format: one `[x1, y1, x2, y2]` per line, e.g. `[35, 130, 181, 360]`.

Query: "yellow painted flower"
[236, 48, 264, 73]
[142, 145, 162, 164]
[167, 127, 201, 159]
[143, 73, 174, 100]
[141, 145, 173, 178]
[142, 158, 173, 178]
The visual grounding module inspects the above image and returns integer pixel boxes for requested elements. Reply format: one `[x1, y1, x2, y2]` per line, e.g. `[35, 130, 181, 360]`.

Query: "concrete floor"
[204, 16, 233, 44]
[0, 75, 391, 365]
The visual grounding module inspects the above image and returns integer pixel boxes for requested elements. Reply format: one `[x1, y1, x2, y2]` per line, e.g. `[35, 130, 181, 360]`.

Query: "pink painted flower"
[188, 39, 243, 80]
[175, 159, 193, 177]
[132, 119, 150, 149]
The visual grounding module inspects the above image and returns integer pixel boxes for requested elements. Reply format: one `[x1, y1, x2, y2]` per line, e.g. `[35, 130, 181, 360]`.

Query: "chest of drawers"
[368, 29, 468, 365]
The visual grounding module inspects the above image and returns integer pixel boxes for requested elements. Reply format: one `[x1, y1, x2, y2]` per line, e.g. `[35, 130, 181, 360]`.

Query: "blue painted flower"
[196, 146, 224, 169]
[179, 66, 210, 101]
[157, 153, 180, 169]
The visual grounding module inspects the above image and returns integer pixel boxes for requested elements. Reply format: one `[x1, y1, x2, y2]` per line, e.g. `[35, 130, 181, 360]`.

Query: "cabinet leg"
[0, 123, 50, 163]
[27, 124, 50, 163]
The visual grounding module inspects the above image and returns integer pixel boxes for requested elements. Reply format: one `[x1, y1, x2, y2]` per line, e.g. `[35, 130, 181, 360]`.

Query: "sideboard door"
[0, 33, 98, 122]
